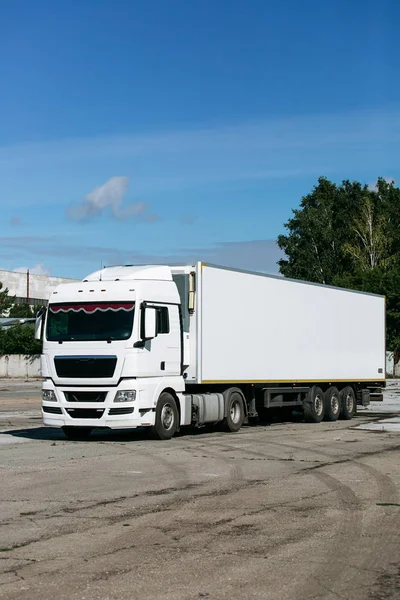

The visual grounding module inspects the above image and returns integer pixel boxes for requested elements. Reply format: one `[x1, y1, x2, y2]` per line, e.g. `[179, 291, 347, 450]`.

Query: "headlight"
[42, 390, 57, 402]
[114, 390, 136, 403]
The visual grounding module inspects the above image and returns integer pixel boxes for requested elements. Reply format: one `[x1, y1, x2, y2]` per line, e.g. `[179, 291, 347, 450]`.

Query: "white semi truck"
[35, 263, 385, 440]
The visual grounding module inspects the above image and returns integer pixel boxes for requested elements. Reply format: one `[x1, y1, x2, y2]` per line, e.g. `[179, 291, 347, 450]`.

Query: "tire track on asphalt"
[0, 439, 245, 562]
[263, 438, 350, 462]
[351, 459, 399, 588]
[0, 439, 250, 592]
[293, 456, 399, 600]
[205, 438, 323, 465]
[0, 441, 199, 586]
[194, 435, 400, 600]
[300, 468, 363, 599]
[136, 437, 249, 549]
[255, 438, 400, 472]
[170, 438, 245, 521]
[2, 426, 398, 599]
[178, 437, 245, 486]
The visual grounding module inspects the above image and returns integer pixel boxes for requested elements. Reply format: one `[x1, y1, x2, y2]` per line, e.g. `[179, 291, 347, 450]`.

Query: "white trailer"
[36, 263, 385, 439]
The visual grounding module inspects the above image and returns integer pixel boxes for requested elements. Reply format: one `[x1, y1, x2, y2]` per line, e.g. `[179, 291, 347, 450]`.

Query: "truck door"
[139, 304, 181, 377]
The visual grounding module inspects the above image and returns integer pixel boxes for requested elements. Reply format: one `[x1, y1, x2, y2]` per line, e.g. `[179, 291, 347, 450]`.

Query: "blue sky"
[1, 0, 399, 279]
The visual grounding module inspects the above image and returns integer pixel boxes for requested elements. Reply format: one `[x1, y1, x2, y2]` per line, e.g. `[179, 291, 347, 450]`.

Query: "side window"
[156, 307, 169, 334]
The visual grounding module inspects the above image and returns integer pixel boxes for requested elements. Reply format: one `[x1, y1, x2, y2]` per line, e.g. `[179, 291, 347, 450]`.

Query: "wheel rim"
[314, 394, 323, 416]
[230, 398, 242, 424]
[161, 403, 175, 430]
[345, 393, 354, 413]
[331, 393, 340, 415]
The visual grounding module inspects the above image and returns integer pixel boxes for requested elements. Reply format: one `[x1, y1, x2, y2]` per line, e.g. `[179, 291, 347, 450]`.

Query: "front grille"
[43, 406, 62, 414]
[64, 391, 107, 403]
[108, 407, 134, 416]
[54, 356, 117, 378]
[66, 408, 104, 419]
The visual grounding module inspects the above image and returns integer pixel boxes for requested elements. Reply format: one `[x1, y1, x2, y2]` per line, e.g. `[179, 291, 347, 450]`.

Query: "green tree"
[8, 303, 36, 318]
[373, 178, 400, 260]
[0, 324, 41, 355]
[277, 177, 370, 284]
[342, 194, 391, 271]
[0, 281, 15, 317]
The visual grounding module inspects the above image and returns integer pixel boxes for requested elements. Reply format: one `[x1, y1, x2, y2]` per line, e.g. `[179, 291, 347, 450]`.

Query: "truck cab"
[38, 265, 194, 438]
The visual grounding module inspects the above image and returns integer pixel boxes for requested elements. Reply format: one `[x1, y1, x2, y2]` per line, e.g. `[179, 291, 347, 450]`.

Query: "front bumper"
[41, 380, 155, 429]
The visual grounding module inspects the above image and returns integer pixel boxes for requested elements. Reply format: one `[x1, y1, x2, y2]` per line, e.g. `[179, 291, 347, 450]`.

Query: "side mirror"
[143, 307, 157, 340]
[34, 307, 46, 340]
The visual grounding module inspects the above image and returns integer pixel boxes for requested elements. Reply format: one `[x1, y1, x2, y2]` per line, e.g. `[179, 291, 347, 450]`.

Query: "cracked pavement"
[0, 381, 400, 599]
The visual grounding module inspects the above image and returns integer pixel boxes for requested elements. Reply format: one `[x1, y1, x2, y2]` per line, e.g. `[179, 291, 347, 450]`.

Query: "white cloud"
[13, 262, 51, 276]
[67, 176, 153, 222]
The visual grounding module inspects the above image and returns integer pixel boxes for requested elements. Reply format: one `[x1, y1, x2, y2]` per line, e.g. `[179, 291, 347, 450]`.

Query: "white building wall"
[0, 269, 77, 303]
[0, 355, 41, 378]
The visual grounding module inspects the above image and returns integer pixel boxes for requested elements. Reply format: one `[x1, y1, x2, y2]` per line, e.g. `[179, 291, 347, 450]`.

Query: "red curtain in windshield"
[49, 303, 134, 314]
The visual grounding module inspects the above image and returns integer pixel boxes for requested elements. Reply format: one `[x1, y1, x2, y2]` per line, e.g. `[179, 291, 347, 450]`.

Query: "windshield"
[46, 302, 135, 342]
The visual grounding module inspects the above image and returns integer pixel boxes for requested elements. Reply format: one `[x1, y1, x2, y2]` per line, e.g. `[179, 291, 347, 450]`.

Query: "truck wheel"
[152, 392, 178, 440]
[303, 386, 325, 423]
[222, 388, 245, 432]
[62, 426, 92, 440]
[324, 386, 341, 421]
[340, 386, 356, 420]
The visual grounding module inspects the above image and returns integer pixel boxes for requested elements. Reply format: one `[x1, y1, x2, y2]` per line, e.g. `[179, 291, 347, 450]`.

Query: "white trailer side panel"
[199, 265, 385, 383]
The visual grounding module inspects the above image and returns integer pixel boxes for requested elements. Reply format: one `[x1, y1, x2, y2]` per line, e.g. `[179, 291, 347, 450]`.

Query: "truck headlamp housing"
[114, 390, 136, 403]
[42, 390, 57, 402]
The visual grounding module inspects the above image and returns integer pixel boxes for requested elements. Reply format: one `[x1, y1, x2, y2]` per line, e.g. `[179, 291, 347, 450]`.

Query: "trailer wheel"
[324, 386, 341, 421]
[62, 426, 92, 440]
[222, 388, 245, 432]
[339, 386, 356, 420]
[303, 386, 325, 423]
[152, 392, 178, 440]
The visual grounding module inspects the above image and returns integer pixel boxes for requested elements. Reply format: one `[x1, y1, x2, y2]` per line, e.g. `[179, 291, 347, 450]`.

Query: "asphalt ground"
[1, 380, 400, 600]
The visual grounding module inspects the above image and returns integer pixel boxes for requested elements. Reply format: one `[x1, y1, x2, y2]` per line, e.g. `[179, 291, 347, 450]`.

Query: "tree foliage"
[0, 282, 15, 317]
[0, 324, 41, 355]
[0, 280, 42, 354]
[8, 303, 37, 318]
[277, 177, 400, 352]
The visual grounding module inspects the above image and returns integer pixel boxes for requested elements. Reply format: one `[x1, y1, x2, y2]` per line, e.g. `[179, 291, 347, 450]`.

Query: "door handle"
[160, 361, 165, 371]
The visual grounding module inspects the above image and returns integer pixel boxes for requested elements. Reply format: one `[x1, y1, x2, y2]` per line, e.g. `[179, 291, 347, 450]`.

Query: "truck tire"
[324, 386, 341, 421]
[340, 386, 356, 420]
[303, 386, 325, 423]
[62, 426, 92, 440]
[152, 392, 178, 440]
[222, 388, 245, 432]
